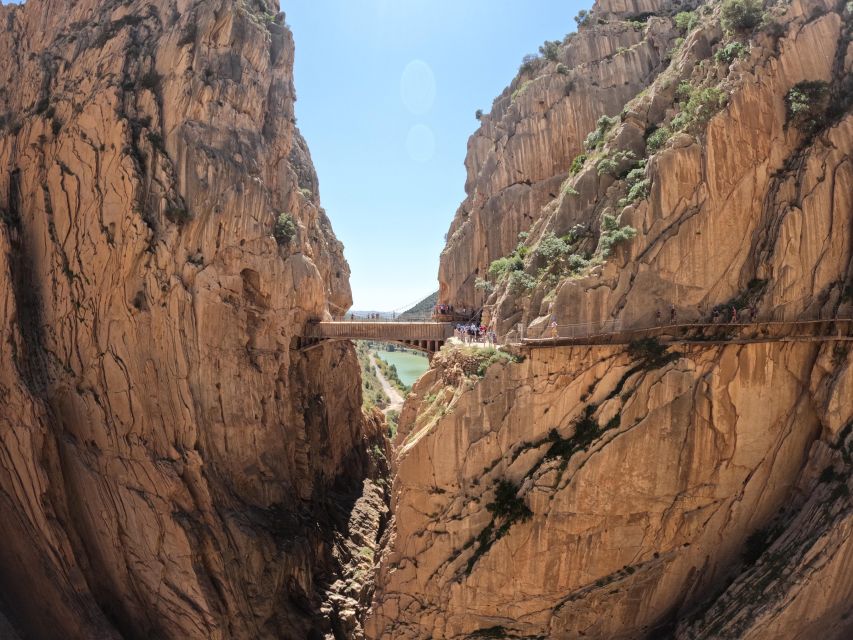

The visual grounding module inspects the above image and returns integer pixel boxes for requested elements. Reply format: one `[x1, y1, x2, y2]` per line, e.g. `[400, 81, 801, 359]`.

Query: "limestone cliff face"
[368, 340, 852, 639]
[440, 0, 852, 339]
[370, 0, 853, 638]
[0, 1, 384, 638]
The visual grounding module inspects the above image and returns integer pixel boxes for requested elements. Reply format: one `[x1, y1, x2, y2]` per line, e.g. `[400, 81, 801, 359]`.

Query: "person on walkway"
[656, 309, 662, 325]
[550, 317, 559, 341]
[669, 305, 677, 325]
[712, 308, 720, 324]
[731, 307, 738, 323]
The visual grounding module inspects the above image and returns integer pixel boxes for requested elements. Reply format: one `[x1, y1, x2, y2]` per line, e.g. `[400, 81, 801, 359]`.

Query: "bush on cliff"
[786, 81, 830, 135]
[721, 0, 763, 32]
[596, 214, 637, 258]
[274, 212, 297, 245]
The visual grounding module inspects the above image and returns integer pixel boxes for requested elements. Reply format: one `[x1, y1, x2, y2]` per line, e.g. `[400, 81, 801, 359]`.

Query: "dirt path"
[372, 355, 405, 413]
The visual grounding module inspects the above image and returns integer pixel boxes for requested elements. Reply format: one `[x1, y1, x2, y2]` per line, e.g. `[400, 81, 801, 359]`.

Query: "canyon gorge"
[0, 0, 851, 639]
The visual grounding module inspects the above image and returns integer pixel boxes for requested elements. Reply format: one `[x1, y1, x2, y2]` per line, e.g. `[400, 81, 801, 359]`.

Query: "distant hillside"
[399, 291, 438, 320]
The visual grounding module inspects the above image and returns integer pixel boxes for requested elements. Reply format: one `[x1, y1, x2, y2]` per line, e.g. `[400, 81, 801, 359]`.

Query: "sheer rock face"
[370, 0, 853, 638]
[0, 1, 382, 638]
[440, 0, 853, 340]
[367, 341, 853, 640]
[439, 0, 674, 309]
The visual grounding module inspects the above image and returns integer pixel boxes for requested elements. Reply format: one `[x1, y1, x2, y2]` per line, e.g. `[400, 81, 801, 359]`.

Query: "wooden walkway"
[296, 318, 852, 355]
[300, 321, 455, 354]
[522, 319, 853, 348]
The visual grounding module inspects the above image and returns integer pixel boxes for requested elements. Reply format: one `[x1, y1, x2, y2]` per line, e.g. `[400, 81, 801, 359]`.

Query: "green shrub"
[475, 109, 484, 120]
[511, 80, 533, 101]
[596, 157, 618, 176]
[556, 63, 569, 75]
[274, 212, 296, 245]
[474, 277, 494, 292]
[508, 270, 536, 293]
[584, 114, 619, 151]
[574, 9, 592, 27]
[561, 181, 579, 196]
[786, 80, 830, 134]
[672, 86, 728, 133]
[539, 40, 560, 61]
[519, 54, 540, 75]
[646, 125, 672, 151]
[674, 11, 698, 33]
[535, 232, 572, 263]
[721, 0, 763, 32]
[596, 214, 637, 258]
[715, 41, 747, 64]
[570, 153, 587, 175]
[488, 255, 522, 281]
[626, 178, 650, 202]
[666, 37, 685, 61]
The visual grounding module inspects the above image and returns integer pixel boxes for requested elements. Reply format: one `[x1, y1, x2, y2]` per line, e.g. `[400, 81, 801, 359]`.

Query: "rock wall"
[438, 0, 675, 309]
[371, 0, 853, 638]
[440, 0, 853, 338]
[367, 339, 852, 639]
[0, 1, 384, 638]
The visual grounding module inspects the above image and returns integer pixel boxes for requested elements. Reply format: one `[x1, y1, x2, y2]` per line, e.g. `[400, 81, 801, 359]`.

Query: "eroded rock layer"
[0, 1, 384, 638]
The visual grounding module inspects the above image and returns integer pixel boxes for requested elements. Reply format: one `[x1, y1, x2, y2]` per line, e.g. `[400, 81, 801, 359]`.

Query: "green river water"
[374, 349, 429, 387]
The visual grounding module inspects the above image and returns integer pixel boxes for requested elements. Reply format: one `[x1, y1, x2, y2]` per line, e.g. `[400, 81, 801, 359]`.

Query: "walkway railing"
[305, 321, 454, 341]
[522, 318, 853, 348]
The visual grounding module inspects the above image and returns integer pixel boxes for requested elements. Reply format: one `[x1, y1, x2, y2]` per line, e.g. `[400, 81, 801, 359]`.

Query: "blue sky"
[2, 0, 587, 310]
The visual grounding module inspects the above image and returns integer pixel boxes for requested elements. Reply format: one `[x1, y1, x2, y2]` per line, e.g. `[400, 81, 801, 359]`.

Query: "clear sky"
[1, 0, 588, 311]
[285, 0, 585, 311]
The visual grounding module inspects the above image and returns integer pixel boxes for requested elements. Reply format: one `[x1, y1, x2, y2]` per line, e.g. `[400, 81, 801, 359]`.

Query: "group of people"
[434, 304, 473, 319]
[455, 323, 497, 345]
[710, 305, 758, 324]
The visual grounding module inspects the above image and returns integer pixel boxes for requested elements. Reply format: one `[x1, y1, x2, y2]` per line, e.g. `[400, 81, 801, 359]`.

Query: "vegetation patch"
[721, 0, 764, 32]
[356, 341, 390, 411]
[618, 160, 650, 207]
[433, 345, 521, 381]
[671, 85, 728, 134]
[715, 41, 747, 64]
[570, 153, 587, 175]
[786, 81, 830, 135]
[674, 11, 698, 33]
[584, 115, 619, 151]
[539, 40, 561, 62]
[273, 212, 296, 245]
[646, 124, 671, 151]
[596, 214, 637, 258]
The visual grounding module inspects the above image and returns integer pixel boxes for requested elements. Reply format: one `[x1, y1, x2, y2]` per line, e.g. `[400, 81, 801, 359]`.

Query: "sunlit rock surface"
[371, 0, 853, 638]
[0, 0, 385, 638]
